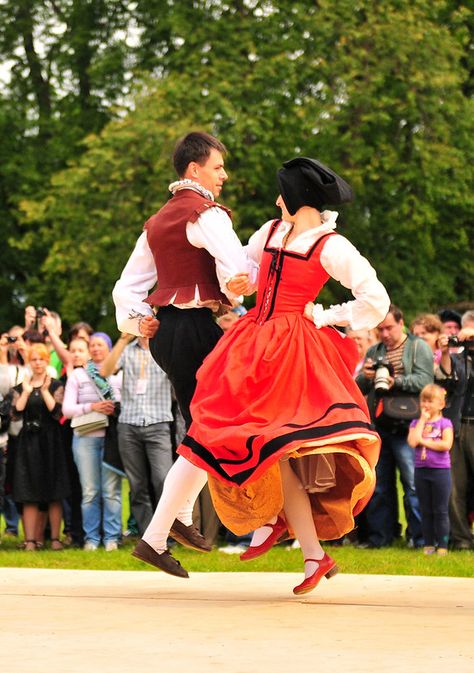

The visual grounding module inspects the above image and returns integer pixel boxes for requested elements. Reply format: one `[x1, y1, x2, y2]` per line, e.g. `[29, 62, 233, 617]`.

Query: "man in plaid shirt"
[101, 335, 173, 536]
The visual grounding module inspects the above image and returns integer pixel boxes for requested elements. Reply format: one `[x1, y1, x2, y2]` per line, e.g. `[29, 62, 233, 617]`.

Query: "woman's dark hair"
[173, 132, 227, 177]
[68, 321, 94, 344]
[23, 329, 46, 344]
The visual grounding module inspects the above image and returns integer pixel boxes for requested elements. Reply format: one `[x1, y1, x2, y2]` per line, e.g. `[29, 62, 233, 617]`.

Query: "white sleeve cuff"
[312, 303, 352, 328]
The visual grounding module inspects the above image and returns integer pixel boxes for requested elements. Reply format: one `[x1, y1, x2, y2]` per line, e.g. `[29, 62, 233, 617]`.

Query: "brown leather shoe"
[169, 519, 212, 552]
[132, 539, 189, 578]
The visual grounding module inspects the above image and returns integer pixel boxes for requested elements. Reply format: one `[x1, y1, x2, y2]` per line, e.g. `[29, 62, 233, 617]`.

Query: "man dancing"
[113, 132, 252, 575]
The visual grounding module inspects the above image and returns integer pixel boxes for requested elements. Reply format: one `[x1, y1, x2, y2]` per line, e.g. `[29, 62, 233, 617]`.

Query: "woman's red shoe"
[240, 516, 289, 561]
[292, 554, 339, 595]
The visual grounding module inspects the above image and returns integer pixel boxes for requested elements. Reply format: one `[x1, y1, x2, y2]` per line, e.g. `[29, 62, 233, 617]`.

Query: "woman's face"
[29, 353, 48, 376]
[412, 325, 439, 353]
[69, 339, 90, 367]
[276, 194, 294, 223]
[88, 337, 109, 363]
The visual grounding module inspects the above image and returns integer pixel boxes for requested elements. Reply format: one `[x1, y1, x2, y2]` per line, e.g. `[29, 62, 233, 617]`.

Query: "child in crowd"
[407, 384, 454, 556]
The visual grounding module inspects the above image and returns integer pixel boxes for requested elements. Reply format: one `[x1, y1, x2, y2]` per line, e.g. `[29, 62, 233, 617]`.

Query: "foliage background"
[0, 0, 472, 334]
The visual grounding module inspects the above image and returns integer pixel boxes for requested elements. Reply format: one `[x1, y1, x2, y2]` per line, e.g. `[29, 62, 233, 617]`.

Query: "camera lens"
[374, 365, 391, 391]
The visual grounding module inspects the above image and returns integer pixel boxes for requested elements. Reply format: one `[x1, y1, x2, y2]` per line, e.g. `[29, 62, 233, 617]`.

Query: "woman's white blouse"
[246, 211, 390, 331]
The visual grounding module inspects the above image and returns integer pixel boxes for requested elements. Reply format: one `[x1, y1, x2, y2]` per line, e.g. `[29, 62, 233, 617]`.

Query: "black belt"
[158, 305, 213, 316]
[461, 418, 474, 425]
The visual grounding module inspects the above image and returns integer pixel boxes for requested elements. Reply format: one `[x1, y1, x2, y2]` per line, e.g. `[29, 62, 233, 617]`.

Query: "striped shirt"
[117, 341, 173, 426]
[386, 337, 407, 378]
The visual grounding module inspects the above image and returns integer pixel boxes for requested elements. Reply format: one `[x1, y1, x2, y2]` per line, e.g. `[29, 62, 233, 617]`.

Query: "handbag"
[381, 394, 420, 421]
[103, 403, 126, 476]
[71, 410, 109, 435]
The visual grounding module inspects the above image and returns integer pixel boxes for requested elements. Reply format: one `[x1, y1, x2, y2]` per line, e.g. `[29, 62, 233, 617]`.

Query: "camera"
[447, 335, 474, 349]
[372, 356, 393, 392]
[25, 419, 41, 433]
[36, 307, 46, 319]
[6, 336, 18, 343]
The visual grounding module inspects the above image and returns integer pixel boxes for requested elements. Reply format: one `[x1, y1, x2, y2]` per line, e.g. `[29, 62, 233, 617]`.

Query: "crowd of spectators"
[0, 303, 473, 554]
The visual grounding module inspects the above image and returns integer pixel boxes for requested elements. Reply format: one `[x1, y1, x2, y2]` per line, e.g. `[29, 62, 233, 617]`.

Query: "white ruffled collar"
[169, 179, 214, 201]
[280, 210, 339, 236]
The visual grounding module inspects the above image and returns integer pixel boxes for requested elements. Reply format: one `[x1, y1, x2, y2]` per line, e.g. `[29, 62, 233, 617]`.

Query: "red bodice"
[253, 220, 334, 325]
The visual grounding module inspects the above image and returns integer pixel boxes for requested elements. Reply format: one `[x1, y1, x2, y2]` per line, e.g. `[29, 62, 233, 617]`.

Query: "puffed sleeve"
[112, 232, 156, 336]
[313, 234, 390, 330]
[187, 207, 259, 299]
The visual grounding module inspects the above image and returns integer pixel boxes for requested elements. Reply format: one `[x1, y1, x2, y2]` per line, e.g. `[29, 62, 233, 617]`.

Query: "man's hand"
[139, 315, 160, 338]
[119, 333, 135, 344]
[458, 327, 474, 341]
[227, 273, 251, 295]
[362, 358, 376, 380]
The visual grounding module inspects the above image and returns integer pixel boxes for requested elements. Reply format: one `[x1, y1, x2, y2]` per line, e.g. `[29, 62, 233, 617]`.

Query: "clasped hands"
[226, 273, 252, 295]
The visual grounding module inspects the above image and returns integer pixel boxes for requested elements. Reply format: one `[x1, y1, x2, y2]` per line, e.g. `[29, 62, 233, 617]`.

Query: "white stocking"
[247, 516, 278, 548]
[142, 456, 207, 553]
[280, 459, 324, 579]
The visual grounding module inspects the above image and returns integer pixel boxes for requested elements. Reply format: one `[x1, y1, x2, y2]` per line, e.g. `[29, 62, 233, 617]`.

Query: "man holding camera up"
[436, 310, 474, 550]
[356, 304, 434, 548]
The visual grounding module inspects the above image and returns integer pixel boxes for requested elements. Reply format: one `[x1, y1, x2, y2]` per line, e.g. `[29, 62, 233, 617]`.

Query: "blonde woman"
[12, 343, 69, 550]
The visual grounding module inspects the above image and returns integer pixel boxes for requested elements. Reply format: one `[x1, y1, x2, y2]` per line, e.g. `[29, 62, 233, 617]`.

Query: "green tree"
[3, 0, 473, 331]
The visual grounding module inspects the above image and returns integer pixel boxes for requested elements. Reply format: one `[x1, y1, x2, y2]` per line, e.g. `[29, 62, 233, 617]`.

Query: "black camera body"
[447, 335, 474, 348]
[36, 307, 46, 319]
[25, 419, 41, 433]
[371, 356, 393, 373]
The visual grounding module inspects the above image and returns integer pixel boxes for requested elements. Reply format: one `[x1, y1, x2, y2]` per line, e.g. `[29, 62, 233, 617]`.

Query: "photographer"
[0, 328, 27, 538]
[356, 304, 434, 548]
[435, 310, 474, 550]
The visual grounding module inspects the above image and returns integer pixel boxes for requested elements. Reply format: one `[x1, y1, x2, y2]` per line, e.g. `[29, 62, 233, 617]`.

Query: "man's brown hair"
[173, 131, 227, 177]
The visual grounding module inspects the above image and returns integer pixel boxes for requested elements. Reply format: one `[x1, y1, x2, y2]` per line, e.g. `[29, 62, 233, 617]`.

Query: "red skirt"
[178, 311, 380, 538]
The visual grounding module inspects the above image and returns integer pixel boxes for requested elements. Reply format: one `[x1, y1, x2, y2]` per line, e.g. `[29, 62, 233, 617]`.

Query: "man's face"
[377, 313, 405, 349]
[442, 321, 460, 336]
[188, 148, 228, 198]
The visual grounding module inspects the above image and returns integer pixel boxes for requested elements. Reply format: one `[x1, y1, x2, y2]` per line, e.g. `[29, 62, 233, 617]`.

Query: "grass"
[2, 480, 472, 578]
[0, 535, 472, 577]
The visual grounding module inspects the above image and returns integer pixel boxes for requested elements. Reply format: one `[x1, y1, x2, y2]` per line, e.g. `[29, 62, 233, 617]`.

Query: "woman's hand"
[91, 400, 116, 415]
[39, 309, 56, 335]
[303, 302, 315, 322]
[437, 334, 449, 354]
[0, 333, 9, 364]
[22, 375, 33, 395]
[41, 375, 51, 392]
[227, 273, 251, 295]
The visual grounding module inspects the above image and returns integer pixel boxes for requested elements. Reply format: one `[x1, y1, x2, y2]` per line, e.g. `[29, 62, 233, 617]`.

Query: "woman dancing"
[134, 157, 390, 595]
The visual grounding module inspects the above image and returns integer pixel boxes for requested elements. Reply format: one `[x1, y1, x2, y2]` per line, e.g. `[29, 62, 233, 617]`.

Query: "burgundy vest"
[144, 189, 232, 308]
